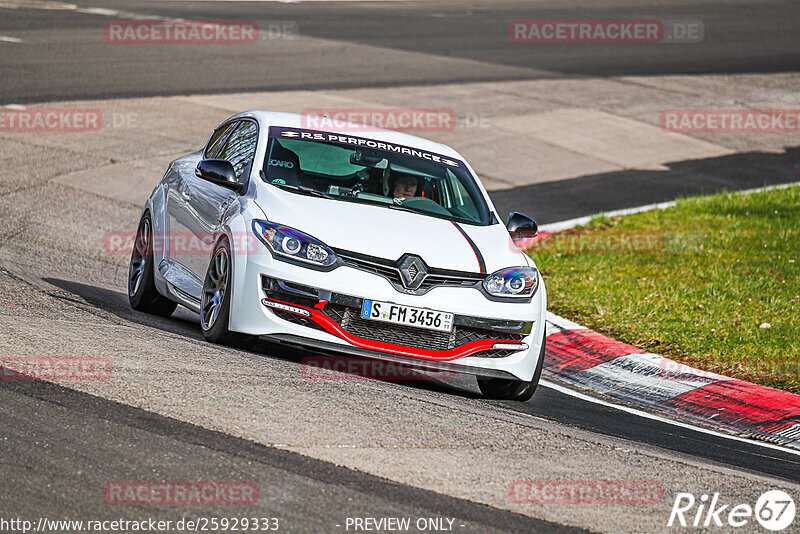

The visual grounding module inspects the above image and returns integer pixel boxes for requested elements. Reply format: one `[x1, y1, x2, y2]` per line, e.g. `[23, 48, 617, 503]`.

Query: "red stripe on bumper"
[265, 297, 524, 361]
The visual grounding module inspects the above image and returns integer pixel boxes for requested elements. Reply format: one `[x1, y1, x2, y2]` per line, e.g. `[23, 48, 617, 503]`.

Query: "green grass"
[529, 185, 800, 393]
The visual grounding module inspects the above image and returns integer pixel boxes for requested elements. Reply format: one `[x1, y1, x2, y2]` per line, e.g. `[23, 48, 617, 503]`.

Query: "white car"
[129, 111, 546, 400]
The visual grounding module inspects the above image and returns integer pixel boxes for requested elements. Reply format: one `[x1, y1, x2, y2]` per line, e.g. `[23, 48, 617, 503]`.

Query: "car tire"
[477, 333, 546, 402]
[128, 213, 178, 317]
[200, 237, 256, 349]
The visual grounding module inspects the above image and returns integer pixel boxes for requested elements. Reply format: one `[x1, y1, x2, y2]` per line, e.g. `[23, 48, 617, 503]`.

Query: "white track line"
[0, 36, 23, 43]
[541, 378, 800, 457]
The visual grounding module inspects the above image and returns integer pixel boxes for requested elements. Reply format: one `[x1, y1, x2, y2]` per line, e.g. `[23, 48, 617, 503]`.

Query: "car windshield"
[261, 132, 493, 226]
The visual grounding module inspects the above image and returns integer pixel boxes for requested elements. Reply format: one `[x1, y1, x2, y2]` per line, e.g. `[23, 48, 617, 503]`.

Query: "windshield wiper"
[386, 203, 419, 215]
[272, 183, 335, 200]
[387, 202, 475, 225]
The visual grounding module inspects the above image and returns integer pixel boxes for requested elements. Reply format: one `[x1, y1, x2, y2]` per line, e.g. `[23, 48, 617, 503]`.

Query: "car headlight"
[483, 267, 538, 299]
[252, 220, 338, 268]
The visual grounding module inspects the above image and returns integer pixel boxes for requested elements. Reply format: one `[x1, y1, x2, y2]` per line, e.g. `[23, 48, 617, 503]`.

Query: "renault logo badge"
[398, 255, 427, 290]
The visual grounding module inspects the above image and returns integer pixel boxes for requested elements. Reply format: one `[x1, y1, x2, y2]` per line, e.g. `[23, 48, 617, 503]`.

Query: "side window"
[205, 122, 238, 159]
[446, 169, 478, 214]
[218, 121, 258, 180]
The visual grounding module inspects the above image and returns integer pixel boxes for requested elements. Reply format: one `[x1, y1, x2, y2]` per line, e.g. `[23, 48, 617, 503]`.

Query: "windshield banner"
[269, 126, 467, 170]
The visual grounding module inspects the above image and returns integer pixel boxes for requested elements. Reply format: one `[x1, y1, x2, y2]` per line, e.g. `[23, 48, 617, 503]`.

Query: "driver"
[392, 174, 418, 199]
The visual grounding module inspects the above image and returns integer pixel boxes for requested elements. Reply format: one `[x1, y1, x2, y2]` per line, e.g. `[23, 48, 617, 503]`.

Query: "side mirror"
[195, 159, 243, 193]
[506, 211, 538, 245]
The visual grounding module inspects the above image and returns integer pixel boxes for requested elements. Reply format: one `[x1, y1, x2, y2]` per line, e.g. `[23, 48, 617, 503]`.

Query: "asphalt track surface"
[0, 378, 577, 533]
[1, 0, 799, 104]
[1, 1, 799, 532]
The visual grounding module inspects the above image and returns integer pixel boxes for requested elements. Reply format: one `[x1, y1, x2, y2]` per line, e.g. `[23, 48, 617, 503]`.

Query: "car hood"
[252, 187, 527, 274]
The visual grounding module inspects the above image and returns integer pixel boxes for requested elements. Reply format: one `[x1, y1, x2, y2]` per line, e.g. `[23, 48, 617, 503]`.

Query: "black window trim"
[203, 120, 239, 159]
[202, 117, 261, 195]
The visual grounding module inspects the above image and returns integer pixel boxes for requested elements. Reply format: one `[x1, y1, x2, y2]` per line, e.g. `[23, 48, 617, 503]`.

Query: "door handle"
[181, 191, 191, 202]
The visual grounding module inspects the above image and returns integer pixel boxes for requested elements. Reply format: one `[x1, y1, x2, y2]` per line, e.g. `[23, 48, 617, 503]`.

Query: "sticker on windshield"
[269, 126, 467, 170]
[269, 159, 294, 168]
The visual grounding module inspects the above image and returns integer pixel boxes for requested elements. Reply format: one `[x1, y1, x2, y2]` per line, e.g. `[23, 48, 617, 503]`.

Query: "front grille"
[327, 304, 452, 350]
[322, 303, 347, 324]
[472, 349, 520, 359]
[337, 250, 484, 295]
[418, 273, 483, 291]
[323, 303, 524, 353]
[349, 317, 454, 350]
[270, 308, 325, 332]
[338, 254, 403, 285]
[454, 327, 524, 346]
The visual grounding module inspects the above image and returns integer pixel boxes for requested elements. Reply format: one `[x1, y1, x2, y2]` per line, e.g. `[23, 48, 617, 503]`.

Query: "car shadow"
[42, 277, 479, 398]
[44, 277, 203, 341]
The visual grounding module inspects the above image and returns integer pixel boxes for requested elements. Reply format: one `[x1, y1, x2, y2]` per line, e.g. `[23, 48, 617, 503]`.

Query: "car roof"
[226, 110, 465, 160]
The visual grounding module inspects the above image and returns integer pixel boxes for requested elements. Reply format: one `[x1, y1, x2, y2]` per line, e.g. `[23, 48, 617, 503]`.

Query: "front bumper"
[261, 276, 531, 360]
[228, 248, 547, 381]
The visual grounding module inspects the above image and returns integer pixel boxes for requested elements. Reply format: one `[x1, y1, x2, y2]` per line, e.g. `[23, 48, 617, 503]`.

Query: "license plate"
[360, 299, 454, 333]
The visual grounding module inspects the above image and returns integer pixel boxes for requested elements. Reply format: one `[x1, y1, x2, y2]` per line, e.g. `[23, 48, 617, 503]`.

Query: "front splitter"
[261, 333, 518, 380]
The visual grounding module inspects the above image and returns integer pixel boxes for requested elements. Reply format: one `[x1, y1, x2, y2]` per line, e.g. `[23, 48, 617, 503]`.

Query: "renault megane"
[129, 111, 546, 400]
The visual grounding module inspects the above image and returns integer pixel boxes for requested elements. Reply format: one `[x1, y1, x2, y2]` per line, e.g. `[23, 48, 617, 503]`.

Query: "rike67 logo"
[668, 490, 795, 531]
